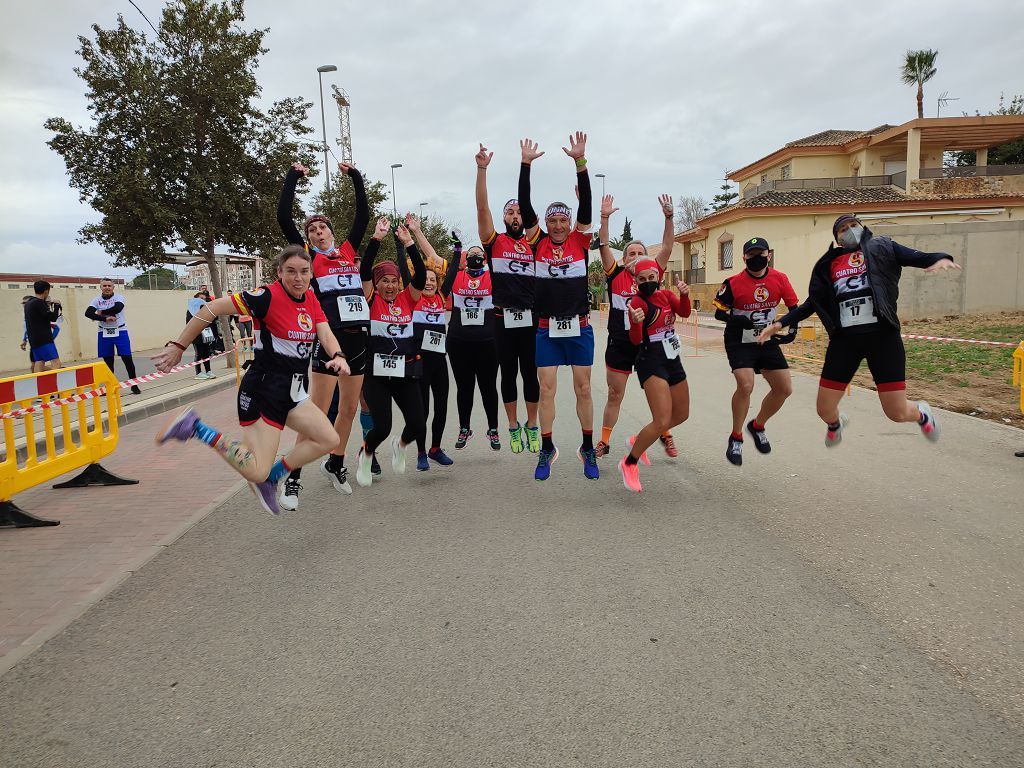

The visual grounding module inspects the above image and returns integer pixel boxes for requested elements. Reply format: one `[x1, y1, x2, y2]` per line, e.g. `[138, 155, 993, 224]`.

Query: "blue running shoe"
[534, 446, 558, 481]
[156, 407, 198, 444]
[416, 452, 430, 472]
[249, 479, 281, 516]
[578, 447, 599, 480]
[428, 447, 454, 466]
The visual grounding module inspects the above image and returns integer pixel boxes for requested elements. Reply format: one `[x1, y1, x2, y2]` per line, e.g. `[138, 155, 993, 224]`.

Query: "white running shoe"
[917, 400, 940, 442]
[825, 413, 849, 448]
[355, 448, 373, 487]
[279, 477, 301, 512]
[391, 436, 407, 475]
[320, 459, 353, 495]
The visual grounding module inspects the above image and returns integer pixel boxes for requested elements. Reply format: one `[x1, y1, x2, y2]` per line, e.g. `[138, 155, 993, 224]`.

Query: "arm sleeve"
[360, 239, 380, 283]
[576, 168, 592, 227]
[780, 275, 799, 307]
[712, 280, 733, 312]
[891, 240, 952, 269]
[108, 302, 125, 315]
[85, 306, 100, 321]
[231, 288, 272, 320]
[346, 169, 369, 249]
[440, 260, 459, 298]
[406, 243, 427, 291]
[628, 297, 644, 346]
[668, 291, 692, 318]
[277, 168, 305, 245]
[395, 235, 411, 286]
[776, 298, 816, 329]
[518, 163, 538, 230]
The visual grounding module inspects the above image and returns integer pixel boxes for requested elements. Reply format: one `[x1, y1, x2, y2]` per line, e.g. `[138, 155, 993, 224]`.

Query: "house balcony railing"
[920, 164, 1024, 179]
[684, 268, 706, 285]
[743, 174, 898, 198]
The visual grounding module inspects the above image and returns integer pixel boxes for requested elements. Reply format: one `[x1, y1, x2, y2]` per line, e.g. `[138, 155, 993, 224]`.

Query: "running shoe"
[595, 440, 610, 458]
[416, 452, 430, 472]
[618, 456, 642, 493]
[525, 425, 540, 453]
[428, 447, 454, 466]
[356, 448, 373, 487]
[156, 407, 199, 444]
[726, 435, 743, 466]
[660, 434, 679, 458]
[320, 460, 352, 494]
[626, 435, 652, 466]
[534, 446, 558, 481]
[487, 428, 501, 451]
[509, 424, 524, 454]
[249, 479, 281, 516]
[746, 421, 771, 454]
[455, 427, 472, 450]
[279, 477, 301, 511]
[917, 400, 940, 442]
[130, 385, 142, 395]
[825, 413, 849, 448]
[391, 436, 407, 474]
[578, 447, 599, 480]
[371, 453, 382, 476]
[206, 372, 217, 379]
[194, 373, 209, 381]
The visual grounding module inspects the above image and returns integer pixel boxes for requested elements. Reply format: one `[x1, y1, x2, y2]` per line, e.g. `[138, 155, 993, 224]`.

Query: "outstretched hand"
[372, 216, 391, 240]
[151, 345, 184, 374]
[476, 143, 493, 169]
[601, 194, 619, 220]
[924, 259, 962, 274]
[757, 321, 783, 344]
[395, 223, 414, 247]
[520, 138, 544, 164]
[291, 162, 310, 176]
[405, 212, 420, 233]
[562, 131, 587, 161]
[659, 194, 673, 218]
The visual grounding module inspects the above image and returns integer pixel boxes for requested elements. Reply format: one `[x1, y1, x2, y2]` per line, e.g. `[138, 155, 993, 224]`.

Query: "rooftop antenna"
[937, 91, 959, 117]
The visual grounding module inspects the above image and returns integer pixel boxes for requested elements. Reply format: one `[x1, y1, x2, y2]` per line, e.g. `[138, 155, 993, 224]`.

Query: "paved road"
[1, 330, 1022, 767]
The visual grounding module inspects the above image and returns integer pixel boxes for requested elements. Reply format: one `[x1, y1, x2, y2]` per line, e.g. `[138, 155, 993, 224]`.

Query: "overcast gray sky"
[1, 0, 1021, 280]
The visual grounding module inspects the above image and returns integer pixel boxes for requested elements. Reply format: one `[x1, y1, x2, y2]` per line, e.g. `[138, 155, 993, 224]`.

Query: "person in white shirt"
[85, 279, 141, 394]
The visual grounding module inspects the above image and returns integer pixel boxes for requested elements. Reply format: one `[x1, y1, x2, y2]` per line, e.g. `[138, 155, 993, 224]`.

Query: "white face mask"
[840, 226, 864, 248]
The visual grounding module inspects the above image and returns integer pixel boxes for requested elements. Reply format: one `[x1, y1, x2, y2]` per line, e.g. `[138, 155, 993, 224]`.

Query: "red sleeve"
[308, 290, 328, 324]
[628, 296, 644, 346]
[780, 274, 799, 308]
[667, 290, 692, 318]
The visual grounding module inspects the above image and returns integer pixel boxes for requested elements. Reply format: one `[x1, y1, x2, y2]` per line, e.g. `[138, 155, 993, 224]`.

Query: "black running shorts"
[238, 370, 306, 430]
[820, 325, 906, 392]
[605, 335, 639, 374]
[311, 327, 368, 376]
[724, 341, 789, 374]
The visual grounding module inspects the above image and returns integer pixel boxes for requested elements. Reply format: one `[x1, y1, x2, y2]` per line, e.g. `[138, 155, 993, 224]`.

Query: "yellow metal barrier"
[235, 336, 255, 387]
[0, 362, 135, 528]
[1013, 342, 1024, 416]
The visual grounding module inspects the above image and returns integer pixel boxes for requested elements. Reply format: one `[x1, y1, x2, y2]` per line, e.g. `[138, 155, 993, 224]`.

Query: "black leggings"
[447, 335, 499, 430]
[193, 341, 213, 374]
[363, 374, 426, 454]
[418, 352, 449, 452]
[495, 318, 540, 405]
[102, 354, 137, 380]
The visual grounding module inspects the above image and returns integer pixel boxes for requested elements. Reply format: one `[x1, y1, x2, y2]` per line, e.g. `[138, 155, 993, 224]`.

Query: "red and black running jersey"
[629, 290, 692, 347]
[412, 291, 446, 349]
[830, 250, 878, 333]
[606, 263, 638, 341]
[448, 270, 495, 340]
[231, 281, 326, 376]
[308, 241, 365, 328]
[714, 268, 799, 345]
[368, 286, 419, 376]
[532, 229, 591, 320]
[484, 231, 534, 309]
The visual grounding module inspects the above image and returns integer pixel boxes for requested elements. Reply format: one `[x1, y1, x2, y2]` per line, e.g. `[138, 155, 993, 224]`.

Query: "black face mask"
[637, 281, 658, 298]
[466, 255, 485, 271]
[745, 254, 769, 273]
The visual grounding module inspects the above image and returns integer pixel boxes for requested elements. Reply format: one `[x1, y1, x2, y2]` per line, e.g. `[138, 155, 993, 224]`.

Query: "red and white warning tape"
[0, 349, 234, 420]
[901, 334, 1018, 348]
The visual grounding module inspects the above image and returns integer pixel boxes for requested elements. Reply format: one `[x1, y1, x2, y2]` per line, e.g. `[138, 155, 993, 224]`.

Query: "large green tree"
[901, 49, 938, 119]
[45, 0, 316, 342]
[710, 181, 738, 211]
[130, 266, 180, 290]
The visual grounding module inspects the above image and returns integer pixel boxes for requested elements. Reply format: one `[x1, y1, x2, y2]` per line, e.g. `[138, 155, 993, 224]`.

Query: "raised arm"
[475, 143, 496, 244]
[668, 281, 692, 318]
[342, 164, 369, 249]
[406, 212, 443, 270]
[562, 131, 591, 230]
[395, 232, 411, 287]
[439, 254, 459, 298]
[361, 216, 389, 297]
[656, 195, 674, 271]
[277, 163, 307, 246]
[519, 139, 543, 240]
[599, 195, 618, 273]
[397, 223, 426, 303]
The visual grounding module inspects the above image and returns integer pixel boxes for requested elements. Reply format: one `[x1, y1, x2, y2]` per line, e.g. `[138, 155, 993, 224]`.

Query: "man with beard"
[475, 143, 540, 454]
[85, 278, 142, 395]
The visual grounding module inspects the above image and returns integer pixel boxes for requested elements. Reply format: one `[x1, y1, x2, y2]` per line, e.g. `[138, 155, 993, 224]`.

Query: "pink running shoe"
[619, 455, 642, 493]
[626, 435, 652, 466]
[824, 413, 849, 448]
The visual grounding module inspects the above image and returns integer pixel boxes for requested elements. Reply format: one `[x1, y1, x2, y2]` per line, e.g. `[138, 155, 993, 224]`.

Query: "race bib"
[101, 326, 120, 338]
[623, 309, 630, 331]
[741, 325, 767, 344]
[200, 328, 215, 344]
[289, 373, 308, 403]
[839, 296, 877, 327]
[422, 330, 446, 354]
[461, 307, 484, 326]
[503, 308, 533, 328]
[337, 294, 369, 322]
[549, 315, 581, 338]
[373, 353, 406, 377]
[662, 333, 681, 360]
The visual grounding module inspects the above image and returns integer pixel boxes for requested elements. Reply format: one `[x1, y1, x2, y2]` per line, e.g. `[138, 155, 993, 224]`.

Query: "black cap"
[742, 237, 769, 254]
[832, 214, 859, 238]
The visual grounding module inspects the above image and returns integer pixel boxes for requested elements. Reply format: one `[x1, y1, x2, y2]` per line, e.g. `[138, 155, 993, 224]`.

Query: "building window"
[760, 173, 767, 183]
[7, 283, 19, 289]
[719, 240, 733, 270]
[690, 253, 700, 270]
[780, 164, 791, 180]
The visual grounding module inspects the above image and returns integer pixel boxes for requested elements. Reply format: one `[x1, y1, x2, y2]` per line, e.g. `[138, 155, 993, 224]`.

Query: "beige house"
[677, 116, 1024, 314]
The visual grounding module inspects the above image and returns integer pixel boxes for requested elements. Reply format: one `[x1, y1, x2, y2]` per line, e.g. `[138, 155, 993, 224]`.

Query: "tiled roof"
[785, 125, 895, 147]
[741, 186, 909, 208]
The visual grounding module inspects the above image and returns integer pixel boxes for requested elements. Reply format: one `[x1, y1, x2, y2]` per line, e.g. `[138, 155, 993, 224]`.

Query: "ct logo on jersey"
[753, 286, 769, 303]
[296, 312, 313, 332]
[513, 241, 528, 254]
[848, 252, 864, 268]
[468, 278, 481, 290]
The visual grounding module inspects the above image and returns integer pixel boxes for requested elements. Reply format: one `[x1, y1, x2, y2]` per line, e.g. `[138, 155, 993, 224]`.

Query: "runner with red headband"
[618, 260, 691, 493]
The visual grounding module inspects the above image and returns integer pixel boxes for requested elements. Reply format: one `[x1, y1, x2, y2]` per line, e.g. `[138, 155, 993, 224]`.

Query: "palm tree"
[901, 49, 939, 119]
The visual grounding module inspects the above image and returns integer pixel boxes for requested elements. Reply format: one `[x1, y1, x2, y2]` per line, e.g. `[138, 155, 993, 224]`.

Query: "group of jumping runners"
[152, 132, 960, 510]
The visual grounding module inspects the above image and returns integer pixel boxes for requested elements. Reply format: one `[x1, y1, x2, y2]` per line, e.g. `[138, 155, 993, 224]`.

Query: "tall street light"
[419, 202, 429, 220]
[390, 164, 403, 218]
[317, 64, 337, 200]
[595, 173, 606, 198]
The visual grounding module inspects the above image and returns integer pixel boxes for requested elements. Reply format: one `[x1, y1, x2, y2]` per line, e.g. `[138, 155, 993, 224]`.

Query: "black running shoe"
[371, 453, 382, 476]
[726, 436, 743, 466]
[746, 420, 771, 454]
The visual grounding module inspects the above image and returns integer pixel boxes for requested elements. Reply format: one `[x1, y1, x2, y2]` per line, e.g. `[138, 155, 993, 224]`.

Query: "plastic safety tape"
[901, 334, 1017, 348]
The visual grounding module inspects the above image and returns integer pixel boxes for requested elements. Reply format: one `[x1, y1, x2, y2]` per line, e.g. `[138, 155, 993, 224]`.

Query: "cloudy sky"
[1, 0, 1021, 280]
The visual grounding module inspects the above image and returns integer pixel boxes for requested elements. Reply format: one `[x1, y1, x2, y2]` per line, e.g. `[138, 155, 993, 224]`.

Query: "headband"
[503, 199, 519, 215]
[372, 262, 401, 284]
[545, 203, 572, 220]
[303, 214, 334, 235]
[633, 259, 662, 277]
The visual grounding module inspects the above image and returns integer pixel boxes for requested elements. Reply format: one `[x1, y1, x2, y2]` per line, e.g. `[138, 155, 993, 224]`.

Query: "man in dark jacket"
[24, 280, 63, 373]
[759, 214, 960, 448]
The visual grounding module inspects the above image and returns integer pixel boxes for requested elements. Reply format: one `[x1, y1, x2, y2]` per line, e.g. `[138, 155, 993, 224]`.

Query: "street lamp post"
[419, 202, 429, 220]
[595, 173, 606, 198]
[317, 64, 338, 200]
[390, 163, 403, 219]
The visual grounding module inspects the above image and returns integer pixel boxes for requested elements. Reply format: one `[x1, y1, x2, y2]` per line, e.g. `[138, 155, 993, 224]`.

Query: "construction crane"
[331, 85, 354, 164]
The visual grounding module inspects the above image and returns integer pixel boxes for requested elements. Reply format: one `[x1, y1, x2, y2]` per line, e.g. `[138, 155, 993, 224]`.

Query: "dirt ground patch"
[788, 312, 1023, 429]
